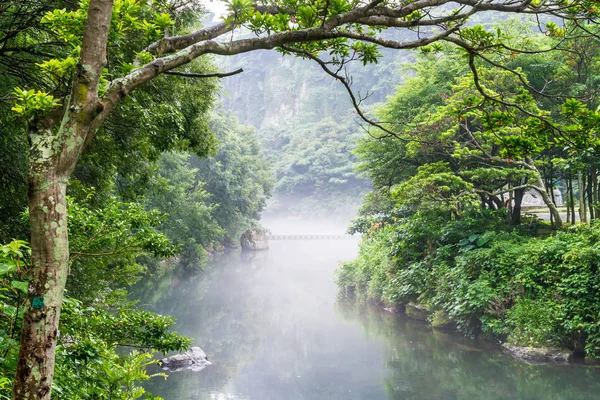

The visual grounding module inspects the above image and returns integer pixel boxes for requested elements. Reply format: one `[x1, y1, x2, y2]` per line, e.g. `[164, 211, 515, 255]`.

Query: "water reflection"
[134, 240, 600, 400]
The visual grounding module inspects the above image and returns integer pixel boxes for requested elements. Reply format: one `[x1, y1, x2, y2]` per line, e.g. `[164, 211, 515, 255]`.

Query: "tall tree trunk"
[566, 178, 571, 224]
[533, 170, 563, 228]
[579, 171, 586, 223]
[570, 175, 576, 224]
[588, 173, 594, 220]
[592, 170, 597, 219]
[13, 1, 114, 398]
[546, 176, 554, 226]
[512, 186, 525, 225]
[13, 164, 69, 399]
[508, 179, 513, 220]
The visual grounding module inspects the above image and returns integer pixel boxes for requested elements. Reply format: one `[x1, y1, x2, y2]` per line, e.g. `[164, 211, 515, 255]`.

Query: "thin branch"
[280, 44, 411, 141]
[163, 68, 244, 78]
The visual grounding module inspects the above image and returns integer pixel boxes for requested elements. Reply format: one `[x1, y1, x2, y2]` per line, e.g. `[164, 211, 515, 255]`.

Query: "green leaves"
[65, 196, 175, 303]
[60, 298, 190, 353]
[41, 4, 88, 44]
[562, 97, 588, 118]
[351, 42, 381, 65]
[224, 0, 255, 25]
[545, 21, 566, 37]
[37, 57, 77, 78]
[0, 264, 14, 276]
[10, 281, 27, 294]
[456, 231, 494, 252]
[460, 25, 498, 48]
[392, 162, 476, 215]
[11, 88, 61, 119]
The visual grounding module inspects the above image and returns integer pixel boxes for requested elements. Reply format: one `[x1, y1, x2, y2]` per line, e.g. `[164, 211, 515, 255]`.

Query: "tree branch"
[163, 68, 244, 79]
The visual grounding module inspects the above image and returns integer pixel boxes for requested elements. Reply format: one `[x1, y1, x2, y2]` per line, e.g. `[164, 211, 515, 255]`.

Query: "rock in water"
[160, 347, 212, 372]
[405, 303, 429, 321]
[240, 227, 269, 250]
[501, 343, 574, 364]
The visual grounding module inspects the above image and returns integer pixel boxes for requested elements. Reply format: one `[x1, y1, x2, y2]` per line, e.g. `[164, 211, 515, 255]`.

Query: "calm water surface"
[135, 239, 600, 400]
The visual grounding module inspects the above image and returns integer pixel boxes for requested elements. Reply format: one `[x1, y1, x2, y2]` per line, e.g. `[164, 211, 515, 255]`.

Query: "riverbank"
[377, 300, 583, 365]
[337, 213, 600, 361]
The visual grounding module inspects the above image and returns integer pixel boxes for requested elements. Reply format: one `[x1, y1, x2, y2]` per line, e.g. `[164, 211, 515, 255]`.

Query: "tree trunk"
[512, 186, 525, 225]
[508, 180, 513, 220]
[490, 194, 503, 210]
[566, 178, 571, 224]
[13, 163, 69, 399]
[478, 193, 487, 209]
[588, 173, 594, 220]
[546, 176, 554, 226]
[590, 171, 596, 220]
[12, 1, 114, 398]
[570, 176, 576, 224]
[592, 169, 598, 205]
[579, 171, 586, 223]
[533, 171, 563, 229]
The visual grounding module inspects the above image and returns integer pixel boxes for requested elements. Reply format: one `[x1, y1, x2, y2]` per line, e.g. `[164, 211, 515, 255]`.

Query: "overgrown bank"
[337, 20, 600, 360]
[337, 212, 600, 357]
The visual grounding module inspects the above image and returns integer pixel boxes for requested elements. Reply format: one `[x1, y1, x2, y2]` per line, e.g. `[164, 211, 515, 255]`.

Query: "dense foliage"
[2, 0, 600, 397]
[338, 20, 600, 357]
[0, 1, 273, 397]
[218, 46, 405, 216]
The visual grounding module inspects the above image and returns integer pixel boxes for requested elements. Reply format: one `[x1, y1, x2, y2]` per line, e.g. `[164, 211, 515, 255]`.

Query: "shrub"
[338, 214, 600, 357]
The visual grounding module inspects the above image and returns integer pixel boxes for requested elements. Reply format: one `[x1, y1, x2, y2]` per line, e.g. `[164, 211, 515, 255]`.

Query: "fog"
[260, 214, 355, 236]
[137, 219, 600, 400]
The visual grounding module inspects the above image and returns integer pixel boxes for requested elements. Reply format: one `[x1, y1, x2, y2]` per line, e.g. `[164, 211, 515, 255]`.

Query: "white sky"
[203, 0, 228, 17]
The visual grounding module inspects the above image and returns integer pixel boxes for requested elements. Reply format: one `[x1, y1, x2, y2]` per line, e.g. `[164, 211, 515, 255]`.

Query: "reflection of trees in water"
[134, 251, 270, 399]
[136, 242, 600, 400]
[336, 301, 600, 400]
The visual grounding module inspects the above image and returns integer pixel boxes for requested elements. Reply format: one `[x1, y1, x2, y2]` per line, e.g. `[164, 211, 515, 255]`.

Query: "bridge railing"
[267, 234, 355, 240]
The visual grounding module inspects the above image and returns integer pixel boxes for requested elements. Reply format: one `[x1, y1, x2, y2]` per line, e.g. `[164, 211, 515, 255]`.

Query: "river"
[134, 238, 600, 400]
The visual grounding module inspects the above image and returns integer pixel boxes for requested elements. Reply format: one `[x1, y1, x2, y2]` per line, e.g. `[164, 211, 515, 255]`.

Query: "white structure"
[503, 189, 563, 207]
[521, 189, 563, 207]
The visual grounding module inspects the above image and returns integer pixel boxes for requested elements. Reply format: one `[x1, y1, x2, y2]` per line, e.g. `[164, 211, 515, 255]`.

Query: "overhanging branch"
[163, 68, 244, 79]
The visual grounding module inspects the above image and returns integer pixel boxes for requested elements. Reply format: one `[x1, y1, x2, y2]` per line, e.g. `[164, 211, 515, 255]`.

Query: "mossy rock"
[405, 303, 429, 321]
[431, 310, 454, 330]
[501, 343, 574, 364]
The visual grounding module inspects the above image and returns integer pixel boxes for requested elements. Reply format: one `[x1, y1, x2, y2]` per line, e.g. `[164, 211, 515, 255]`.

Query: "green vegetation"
[338, 21, 600, 357]
[1, 0, 600, 398]
[219, 50, 387, 216]
[0, 1, 273, 397]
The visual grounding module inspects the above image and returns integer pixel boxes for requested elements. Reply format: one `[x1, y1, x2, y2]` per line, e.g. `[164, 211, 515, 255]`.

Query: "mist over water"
[136, 219, 600, 400]
[260, 215, 354, 236]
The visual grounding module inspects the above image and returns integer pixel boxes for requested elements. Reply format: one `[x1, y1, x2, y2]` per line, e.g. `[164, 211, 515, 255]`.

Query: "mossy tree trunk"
[13, 1, 113, 398]
[13, 166, 69, 399]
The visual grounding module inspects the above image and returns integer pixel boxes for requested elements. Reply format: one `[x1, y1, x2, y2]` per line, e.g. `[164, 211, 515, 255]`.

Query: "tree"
[192, 111, 274, 244]
[10, 0, 597, 398]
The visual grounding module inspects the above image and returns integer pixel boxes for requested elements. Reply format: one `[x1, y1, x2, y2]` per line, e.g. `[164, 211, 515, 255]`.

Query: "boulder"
[240, 228, 269, 250]
[160, 347, 212, 372]
[501, 343, 574, 364]
[405, 303, 429, 321]
[431, 310, 455, 330]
